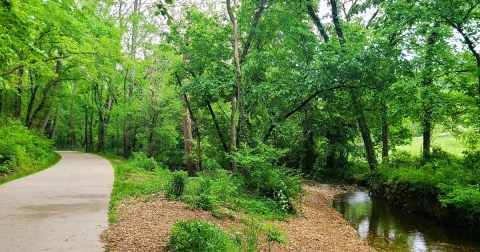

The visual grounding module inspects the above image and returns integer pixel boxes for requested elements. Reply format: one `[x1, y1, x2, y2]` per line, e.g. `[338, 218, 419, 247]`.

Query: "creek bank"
[333, 188, 480, 251]
[367, 181, 480, 238]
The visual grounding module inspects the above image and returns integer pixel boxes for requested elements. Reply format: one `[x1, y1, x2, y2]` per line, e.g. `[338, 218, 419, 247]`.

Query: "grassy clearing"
[396, 134, 466, 156]
[0, 152, 61, 185]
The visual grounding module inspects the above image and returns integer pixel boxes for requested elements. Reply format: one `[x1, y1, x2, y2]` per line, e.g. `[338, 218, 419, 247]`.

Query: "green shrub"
[233, 217, 261, 252]
[233, 144, 303, 212]
[131, 152, 158, 171]
[211, 208, 235, 220]
[463, 151, 480, 172]
[202, 158, 223, 177]
[264, 223, 288, 251]
[248, 166, 302, 212]
[0, 119, 52, 175]
[184, 176, 217, 210]
[169, 220, 238, 252]
[210, 170, 239, 202]
[439, 184, 480, 224]
[165, 171, 188, 199]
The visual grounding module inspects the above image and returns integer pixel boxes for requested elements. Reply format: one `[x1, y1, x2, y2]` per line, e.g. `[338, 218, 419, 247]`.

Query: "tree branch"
[306, 2, 330, 43]
[263, 84, 368, 142]
[1, 55, 70, 77]
[240, 0, 268, 65]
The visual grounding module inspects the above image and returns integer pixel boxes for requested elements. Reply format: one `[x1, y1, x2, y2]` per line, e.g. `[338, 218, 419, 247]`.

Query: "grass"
[96, 152, 170, 223]
[0, 152, 61, 185]
[396, 134, 466, 156]
[99, 152, 296, 223]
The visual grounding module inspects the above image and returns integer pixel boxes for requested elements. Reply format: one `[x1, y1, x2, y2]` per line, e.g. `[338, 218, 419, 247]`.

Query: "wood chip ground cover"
[101, 184, 374, 252]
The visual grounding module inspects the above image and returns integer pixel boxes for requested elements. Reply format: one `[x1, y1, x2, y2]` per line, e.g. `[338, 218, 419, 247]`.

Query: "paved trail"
[0, 151, 114, 252]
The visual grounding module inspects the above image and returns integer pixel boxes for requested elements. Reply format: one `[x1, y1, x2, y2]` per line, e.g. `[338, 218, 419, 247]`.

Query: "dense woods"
[1, 0, 480, 244]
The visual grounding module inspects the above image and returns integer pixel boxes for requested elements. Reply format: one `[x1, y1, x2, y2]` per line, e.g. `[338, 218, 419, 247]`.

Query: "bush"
[202, 158, 223, 177]
[0, 119, 52, 175]
[233, 144, 303, 213]
[130, 152, 158, 171]
[184, 176, 217, 210]
[165, 171, 188, 199]
[169, 220, 238, 252]
[210, 169, 239, 202]
[439, 184, 480, 224]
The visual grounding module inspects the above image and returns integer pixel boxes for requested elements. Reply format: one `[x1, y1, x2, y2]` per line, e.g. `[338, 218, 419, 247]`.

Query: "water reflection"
[333, 190, 480, 252]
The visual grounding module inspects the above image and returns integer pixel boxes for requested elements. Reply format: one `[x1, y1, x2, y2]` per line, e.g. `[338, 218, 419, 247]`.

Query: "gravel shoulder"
[102, 184, 374, 252]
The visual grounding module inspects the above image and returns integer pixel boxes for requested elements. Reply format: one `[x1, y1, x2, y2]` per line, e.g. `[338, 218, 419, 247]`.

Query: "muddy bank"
[101, 184, 373, 251]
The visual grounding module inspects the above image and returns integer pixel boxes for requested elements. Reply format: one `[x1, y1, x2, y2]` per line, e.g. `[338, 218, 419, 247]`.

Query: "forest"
[1, 0, 480, 251]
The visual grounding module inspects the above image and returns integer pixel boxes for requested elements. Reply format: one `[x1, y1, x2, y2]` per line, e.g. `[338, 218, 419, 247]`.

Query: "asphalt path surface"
[0, 151, 113, 251]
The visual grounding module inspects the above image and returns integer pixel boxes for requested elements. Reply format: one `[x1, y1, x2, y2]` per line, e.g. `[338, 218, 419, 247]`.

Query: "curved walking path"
[0, 151, 114, 252]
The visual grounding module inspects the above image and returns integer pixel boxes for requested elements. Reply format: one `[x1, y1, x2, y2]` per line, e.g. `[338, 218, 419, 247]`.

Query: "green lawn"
[396, 134, 466, 156]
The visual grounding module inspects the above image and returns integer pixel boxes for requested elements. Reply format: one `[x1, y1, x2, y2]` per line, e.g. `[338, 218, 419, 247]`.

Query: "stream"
[333, 189, 480, 252]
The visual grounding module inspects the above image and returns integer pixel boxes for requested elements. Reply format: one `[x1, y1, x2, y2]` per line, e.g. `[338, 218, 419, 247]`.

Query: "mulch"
[101, 185, 375, 252]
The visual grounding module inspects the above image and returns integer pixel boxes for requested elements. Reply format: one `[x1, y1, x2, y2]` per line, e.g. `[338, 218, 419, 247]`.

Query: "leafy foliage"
[165, 171, 189, 199]
[0, 118, 53, 174]
[169, 220, 238, 252]
[130, 152, 159, 171]
[233, 144, 303, 212]
[440, 184, 480, 224]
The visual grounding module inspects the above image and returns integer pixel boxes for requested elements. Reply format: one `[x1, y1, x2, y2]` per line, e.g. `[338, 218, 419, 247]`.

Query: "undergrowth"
[0, 118, 59, 184]
[103, 144, 303, 223]
[369, 149, 480, 230]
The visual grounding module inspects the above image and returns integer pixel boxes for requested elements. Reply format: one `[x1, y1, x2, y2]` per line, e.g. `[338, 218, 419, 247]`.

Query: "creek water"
[332, 189, 480, 252]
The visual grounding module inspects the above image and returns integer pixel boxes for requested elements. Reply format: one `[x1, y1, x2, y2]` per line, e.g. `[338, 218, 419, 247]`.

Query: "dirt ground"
[101, 184, 375, 252]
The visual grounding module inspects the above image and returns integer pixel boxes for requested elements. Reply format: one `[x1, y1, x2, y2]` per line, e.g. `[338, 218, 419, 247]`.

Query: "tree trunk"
[97, 112, 105, 152]
[89, 111, 94, 152]
[351, 91, 377, 170]
[358, 114, 377, 170]
[329, 0, 345, 45]
[25, 72, 38, 127]
[84, 111, 90, 152]
[195, 131, 202, 172]
[230, 96, 237, 172]
[381, 102, 389, 159]
[206, 101, 229, 153]
[69, 109, 76, 146]
[48, 60, 62, 139]
[226, 0, 245, 150]
[48, 107, 59, 140]
[14, 66, 24, 119]
[69, 84, 76, 147]
[147, 112, 158, 158]
[123, 118, 128, 157]
[182, 103, 194, 176]
[40, 109, 51, 133]
[421, 23, 439, 161]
